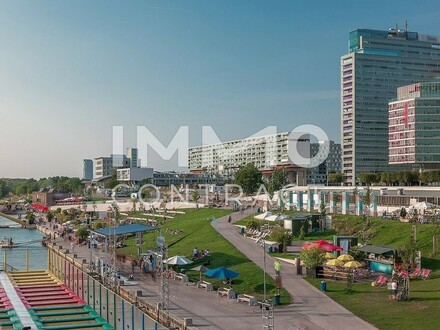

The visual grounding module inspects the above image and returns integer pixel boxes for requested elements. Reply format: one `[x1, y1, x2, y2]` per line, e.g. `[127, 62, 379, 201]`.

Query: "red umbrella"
[302, 239, 343, 252]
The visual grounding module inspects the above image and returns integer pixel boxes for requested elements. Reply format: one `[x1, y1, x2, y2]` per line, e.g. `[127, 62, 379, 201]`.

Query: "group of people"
[193, 247, 210, 259]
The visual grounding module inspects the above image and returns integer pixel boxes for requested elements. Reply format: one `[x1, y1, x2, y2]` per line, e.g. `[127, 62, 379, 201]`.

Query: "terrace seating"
[319, 268, 349, 281]
[174, 273, 189, 283]
[196, 281, 213, 291]
[217, 287, 236, 299]
[237, 294, 258, 306]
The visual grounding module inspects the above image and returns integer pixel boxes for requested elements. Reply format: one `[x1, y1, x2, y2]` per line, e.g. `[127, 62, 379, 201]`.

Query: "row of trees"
[333, 170, 440, 186]
[234, 163, 288, 196]
[0, 176, 84, 198]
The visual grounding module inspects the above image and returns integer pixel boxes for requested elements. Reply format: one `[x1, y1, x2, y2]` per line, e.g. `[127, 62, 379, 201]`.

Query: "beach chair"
[409, 268, 420, 279]
[373, 275, 387, 286]
[421, 269, 431, 280]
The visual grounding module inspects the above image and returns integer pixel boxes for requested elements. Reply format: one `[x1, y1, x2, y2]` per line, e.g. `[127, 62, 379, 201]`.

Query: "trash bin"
[320, 280, 327, 292]
[267, 246, 273, 253]
[273, 294, 281, 305]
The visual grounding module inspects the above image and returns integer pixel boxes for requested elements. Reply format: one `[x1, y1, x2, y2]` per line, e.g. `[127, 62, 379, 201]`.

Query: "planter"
[306, 266, 323, 278]
[306, 267, 317, 278]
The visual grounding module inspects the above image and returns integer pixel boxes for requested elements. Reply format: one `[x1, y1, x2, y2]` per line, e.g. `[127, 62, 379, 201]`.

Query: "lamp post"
[256, 238, 267, 301]
[89, 233, 95, 272]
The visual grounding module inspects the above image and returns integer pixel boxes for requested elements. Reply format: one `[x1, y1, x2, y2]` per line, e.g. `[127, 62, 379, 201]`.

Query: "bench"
[237, 294, 258, 306]
[217, 287, 236, 299]
[174, 273, 189, 283]
[319, 270, 349, 280]
[197, 280, 213, 291]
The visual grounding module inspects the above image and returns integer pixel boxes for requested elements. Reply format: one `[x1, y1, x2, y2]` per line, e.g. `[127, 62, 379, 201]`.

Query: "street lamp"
[256, 238, 267, 301]
[89, 233, 95, 272]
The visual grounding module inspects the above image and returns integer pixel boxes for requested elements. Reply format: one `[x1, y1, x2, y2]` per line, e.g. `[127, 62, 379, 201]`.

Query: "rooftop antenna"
[405, 19, 408, 32]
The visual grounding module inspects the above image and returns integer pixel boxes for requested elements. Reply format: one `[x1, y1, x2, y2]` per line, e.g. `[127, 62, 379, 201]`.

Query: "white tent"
[165, 256, 193, 266]
[265, 214, 287, 222]
[413, 201, 437, 210]
[254, 211, 272, 220]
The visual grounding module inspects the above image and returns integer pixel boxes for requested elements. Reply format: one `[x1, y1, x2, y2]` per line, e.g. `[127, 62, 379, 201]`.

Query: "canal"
[0, 215, 47, 270]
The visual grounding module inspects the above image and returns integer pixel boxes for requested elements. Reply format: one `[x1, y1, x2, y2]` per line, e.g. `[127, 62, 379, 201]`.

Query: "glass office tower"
[341, 27, 440, 185]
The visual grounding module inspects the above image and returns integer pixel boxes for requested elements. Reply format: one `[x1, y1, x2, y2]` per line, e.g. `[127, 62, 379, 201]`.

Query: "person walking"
[391, 280, 398, 300]
[228, 215, 232, 223]
[274, 260, 282, 276]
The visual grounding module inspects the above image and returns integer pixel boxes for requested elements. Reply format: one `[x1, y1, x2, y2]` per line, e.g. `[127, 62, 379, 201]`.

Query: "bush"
[300, 246, 324, 269]
[246, 220, 260, 230]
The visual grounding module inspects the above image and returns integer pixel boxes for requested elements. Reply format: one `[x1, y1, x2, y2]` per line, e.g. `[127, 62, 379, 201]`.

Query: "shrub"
[300, 246, 324, 269]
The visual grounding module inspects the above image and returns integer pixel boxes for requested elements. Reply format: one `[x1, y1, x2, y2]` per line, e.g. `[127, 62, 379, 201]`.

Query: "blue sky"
[1, 0, 439, 178]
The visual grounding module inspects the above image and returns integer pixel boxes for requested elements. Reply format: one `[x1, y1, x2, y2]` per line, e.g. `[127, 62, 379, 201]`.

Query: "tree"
[327, 173, 344, 186]
[24, 211, 36, 225]
[429, 212, 440, 256]
[300, 246, 324, 269]
[361, 186, 372, 216]
[333, 193, 341, 213]
[319, 199, 326, 231]
[76, 226, 89, 242]
[269, 227, 291, 252]
[234, 163, 263, 195]
[267, 168, 288, 194]
[359, 173, 378, 186]
[131, 198, 137, 212]
[192, 190, 200, 203]
[105, 172, 118, 189]
[398, 241, 419, 270]
[400, 207, 407, 219]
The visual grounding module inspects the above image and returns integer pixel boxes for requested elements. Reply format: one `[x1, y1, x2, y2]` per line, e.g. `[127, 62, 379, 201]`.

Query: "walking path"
[212, 208, 377, 330]
[37, 207, 377, 330]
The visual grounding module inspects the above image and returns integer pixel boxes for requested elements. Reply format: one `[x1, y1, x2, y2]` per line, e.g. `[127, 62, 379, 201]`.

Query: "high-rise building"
[341, 27, 440, 185]
[189, 132, 310, 185]
[126, 148, 139, 168]
[389, 81, 440, 167]
[94, 155, 129, 179]
[307, 141, 342, 185]
[83, 159, 93, 181]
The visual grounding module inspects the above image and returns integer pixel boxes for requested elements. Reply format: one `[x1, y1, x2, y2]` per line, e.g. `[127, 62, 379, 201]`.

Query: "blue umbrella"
[204, 267, 239, 279]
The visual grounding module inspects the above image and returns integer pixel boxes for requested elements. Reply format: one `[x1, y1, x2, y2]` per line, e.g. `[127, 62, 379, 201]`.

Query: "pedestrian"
[391, 280, 398, 300]
[228, 215, 232, 223]
[193, 247, 198, 259]
[274, 260, 281, 276]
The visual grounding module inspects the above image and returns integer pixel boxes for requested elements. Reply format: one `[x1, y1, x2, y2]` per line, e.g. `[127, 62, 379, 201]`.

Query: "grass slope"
[118, 208, 291, 303]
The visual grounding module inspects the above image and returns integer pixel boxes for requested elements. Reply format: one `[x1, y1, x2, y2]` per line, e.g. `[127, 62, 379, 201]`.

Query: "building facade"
[389, 82, 440, 166]
[32, 188, 71, 206]
[341, 27, 440, 185]
[117, 167, 154, 183]
[83, 159, 93, 181]
[307, 141, 342, 185]
[93, 155, 129, 179]
[126, 148, 139, 168]
[189, 132, 310, 185]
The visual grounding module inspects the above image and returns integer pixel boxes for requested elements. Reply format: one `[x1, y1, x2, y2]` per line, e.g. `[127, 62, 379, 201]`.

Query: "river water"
[0, 215, 47, 270]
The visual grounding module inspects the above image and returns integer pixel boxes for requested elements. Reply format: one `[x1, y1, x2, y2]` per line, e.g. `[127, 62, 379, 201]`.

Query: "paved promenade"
[38, 208, 377, 330]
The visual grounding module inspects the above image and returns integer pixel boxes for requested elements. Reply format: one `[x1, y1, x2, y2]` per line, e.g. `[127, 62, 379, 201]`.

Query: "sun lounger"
[373, 275, 387, 286]
[421, 269, 431, 280]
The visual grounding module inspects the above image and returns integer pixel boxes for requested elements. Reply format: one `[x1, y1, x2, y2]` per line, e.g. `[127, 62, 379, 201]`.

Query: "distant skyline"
[1, 0, 439, 178]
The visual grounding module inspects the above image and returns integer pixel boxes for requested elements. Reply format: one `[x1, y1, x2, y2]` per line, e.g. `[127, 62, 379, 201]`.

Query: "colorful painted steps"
[8, 270, 114, 329]
[29, 305, 113, 330]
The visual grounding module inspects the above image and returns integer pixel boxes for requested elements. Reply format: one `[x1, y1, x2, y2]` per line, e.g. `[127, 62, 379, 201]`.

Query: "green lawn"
[303, 213, 440, 329]
[118, 208, 291, 303]
[306, 277, 440, 330]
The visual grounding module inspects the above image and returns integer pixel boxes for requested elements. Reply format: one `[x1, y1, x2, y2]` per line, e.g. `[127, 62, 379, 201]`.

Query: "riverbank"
[0, 212, 25, 226]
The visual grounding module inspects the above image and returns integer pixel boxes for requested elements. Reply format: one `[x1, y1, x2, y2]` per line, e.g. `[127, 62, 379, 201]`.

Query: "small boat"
[0, 242, 18, 248]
